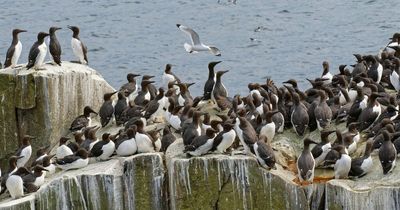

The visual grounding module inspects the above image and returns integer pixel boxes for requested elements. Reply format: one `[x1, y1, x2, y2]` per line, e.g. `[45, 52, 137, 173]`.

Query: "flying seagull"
[176, 24, 221, 56]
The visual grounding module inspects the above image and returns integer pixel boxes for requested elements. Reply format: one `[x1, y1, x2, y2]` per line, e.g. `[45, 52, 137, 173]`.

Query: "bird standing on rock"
[56, 148, 89, 171]
[27, 32, 49, 70]
[69, 106, 98, 132]
[254, 135, 276, 170]
[297, 138, 317, 183]
[49, 26, 62, 66]
[99, 91, 117, 127]
[379, 130, 397, 174]
[4, 29, 27, 68]
[204, 61, 221, 100]
[68, 25, 88, 64]
[15, 135, 34, 168]
[56, 137, 74, 159]
[90, 133, 115, 161]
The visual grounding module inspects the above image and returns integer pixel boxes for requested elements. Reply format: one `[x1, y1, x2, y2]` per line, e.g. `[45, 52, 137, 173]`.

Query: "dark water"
[0, 0, 398, 96]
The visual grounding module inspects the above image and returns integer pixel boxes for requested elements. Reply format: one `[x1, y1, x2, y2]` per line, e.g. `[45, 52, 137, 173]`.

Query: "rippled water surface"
[0, 0, 399, 96]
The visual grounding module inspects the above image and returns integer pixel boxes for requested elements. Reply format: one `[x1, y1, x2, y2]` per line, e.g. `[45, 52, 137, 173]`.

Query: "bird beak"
[56, 27, 62, 30]
[67, 25, 73, 30]
[17, 156, 24, 160]
[20, 30, 27, 33]
[26, 135, 36, 139]
[49, 154, 56, 159]
[222, 70, 229, 74]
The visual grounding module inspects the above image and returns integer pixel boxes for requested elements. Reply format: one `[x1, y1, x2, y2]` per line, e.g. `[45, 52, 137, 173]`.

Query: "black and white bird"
[26, 32, 49, 70]
[312, 130, 335, 167]
[90, 133, 115, 161]
[49, 26, 62, 66]
[203, 61, 221, 100]
[69, 106, 98, 132]
[5, 167, 31, 199]
[15, 135, 34, 167]
[162, 64, 180, 90]
[56, 148, 89, 171]
[119, 73, 141, 102]
[349, 140, 373, 178]
[184, 128, 217, 156]
[234, 117, 258, 155]
[4, 29, 27, 68]
[332, 145, 352, 179]
[253, 135, 276, 170]
[135, 120, 155, 153]
[22, 165, 48, 187]
[211, 122, 236, 153]
[68, 25, 88, 64]
[115, 127, 137, 156]
[176, 24, 221, 56]
[379, 130, 397, 174]
[160, 126, 176, 152]
[297, 138, 318, 183]
[99, 91, 117, 127]
[56, 137, 74, 159]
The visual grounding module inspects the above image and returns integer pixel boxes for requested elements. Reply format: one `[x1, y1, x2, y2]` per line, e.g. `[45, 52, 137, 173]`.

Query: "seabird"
[115, 127, 137, 156]
[49, 26, 62, 66]
[99, 91, 117, 127]
[212, 70, 229, 101]
[114, 92, 128, 124]
[379, 130, 397, 174]
[176, 24, 221, 56]
[134, 80, 155, 106]
[357, 92, 382, 131]
[181, 110, 203, 145]
[203, 61, 221, 100]
[162, 64, 180, 89]
[254, 135, 276, 170]
[259, 110, 279, 142]
[290, 92, 309, 136]
[144, 88, 166, 122]
[332, 145, 352, 179]
[134, 120, 155, 153]
[56, 148, 89, 171]
[69, 106, 98, 132]
[26, 32, 49, 70]
[234, 116, 258, 155]
[349, 140, 373, 178]
[120, 73, 141, 103]
[320, 61, 332, 85]
[56, 137, 74, 159]
[211, 122, 236, 153]
[68, 25, 88, 64]
[22, 165, 48, 187]
[297, 138, 317, 183]
[160, 126, 176, 152]
[184, 128, 217, 156]
[15, 135, 34, 167]
[4, 29, 27, 68]
[5, 167, 31, 199]
[90, 133, 115, 161]
[312, 130, 335, 167]
[314, 90, 332, 131]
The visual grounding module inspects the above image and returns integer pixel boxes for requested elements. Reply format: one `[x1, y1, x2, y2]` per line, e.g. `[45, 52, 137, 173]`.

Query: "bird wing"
[90, 141, 108, 157]
[4, 45, 15, 67]
[311, 144, 323, 159]
[69, 115, 88, 131]
[349, 157, 365, 177]
[22, 174, 35, 183]
[178, 25, 201, 46]
[81, 42, 88, 64]
[212, 132, 224, 150]
[27, 43, 40, 69]
[56, 154, 80, 165]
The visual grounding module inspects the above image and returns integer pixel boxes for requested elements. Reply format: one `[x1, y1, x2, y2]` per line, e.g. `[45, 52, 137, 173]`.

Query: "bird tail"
[184, 43, 192, 53]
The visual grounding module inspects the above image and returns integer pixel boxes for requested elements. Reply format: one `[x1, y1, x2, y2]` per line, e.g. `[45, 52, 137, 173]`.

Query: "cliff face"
[0, 154, 166, 210]
[1, 65, 400, 210]
[0, 62, 114, 163]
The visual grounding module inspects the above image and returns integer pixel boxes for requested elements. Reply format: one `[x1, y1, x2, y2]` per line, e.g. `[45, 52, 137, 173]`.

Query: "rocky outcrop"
[0, 62, 114, 165]
[1, 65, 399, 210]
[0, 153, 166, 210]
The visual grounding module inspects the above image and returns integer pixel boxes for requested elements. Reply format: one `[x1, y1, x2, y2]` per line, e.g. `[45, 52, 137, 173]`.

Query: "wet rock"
[0, 62, 114, 165]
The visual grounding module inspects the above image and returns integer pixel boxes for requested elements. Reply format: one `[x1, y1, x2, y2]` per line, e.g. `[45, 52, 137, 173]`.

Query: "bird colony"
[1, 26, 400, 200]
